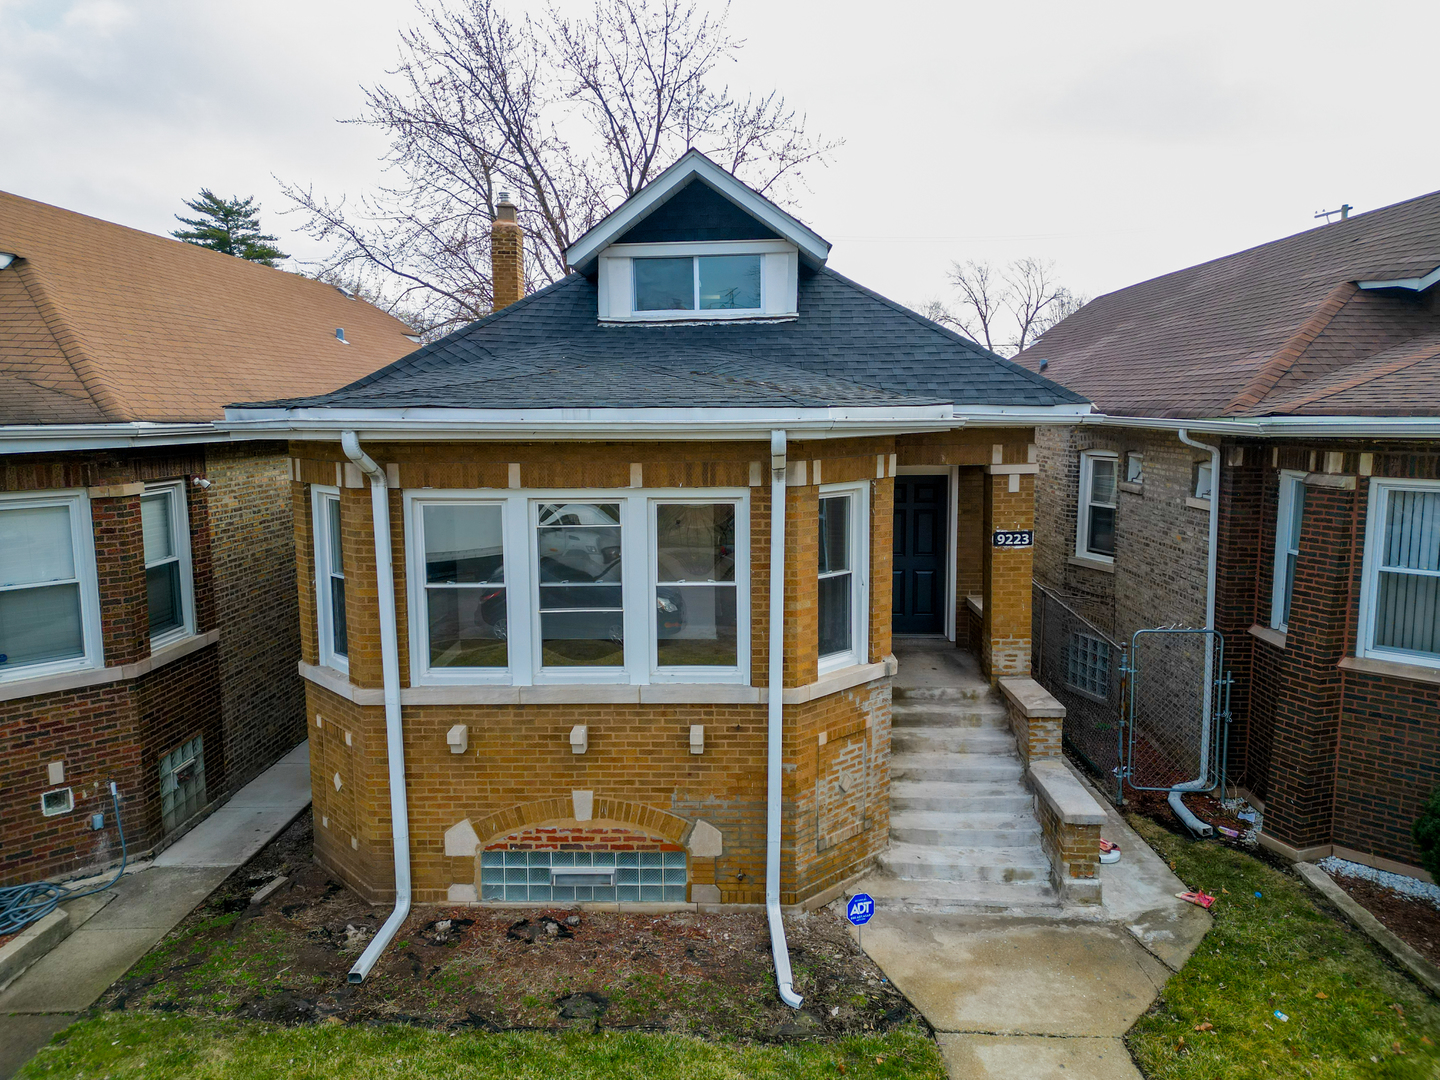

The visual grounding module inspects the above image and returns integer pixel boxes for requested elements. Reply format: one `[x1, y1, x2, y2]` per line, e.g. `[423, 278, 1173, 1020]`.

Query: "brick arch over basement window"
[469, 795, 692, 850]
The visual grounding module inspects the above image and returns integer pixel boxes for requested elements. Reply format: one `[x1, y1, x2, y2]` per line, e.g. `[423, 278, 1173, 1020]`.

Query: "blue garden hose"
[0, 781, 127, 936]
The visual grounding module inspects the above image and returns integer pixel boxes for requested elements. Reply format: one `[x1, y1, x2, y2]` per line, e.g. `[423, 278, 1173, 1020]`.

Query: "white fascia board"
[1079, 413, 1440, 439]
[1356, 264, 1440, 292]
[222, 403, 957, 442]
[952, 404, 1095, 426]
[0, 422, 250, 454]
[564, 151, 831, 271]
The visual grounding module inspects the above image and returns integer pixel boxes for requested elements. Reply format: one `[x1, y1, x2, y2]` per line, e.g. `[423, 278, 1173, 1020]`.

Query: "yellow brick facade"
[291, 428, 1035, 904]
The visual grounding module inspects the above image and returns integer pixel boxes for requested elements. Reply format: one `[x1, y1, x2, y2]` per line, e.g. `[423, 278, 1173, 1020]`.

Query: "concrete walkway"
[854, 765, 1211, 1080]
[0, 741, 311, 1080]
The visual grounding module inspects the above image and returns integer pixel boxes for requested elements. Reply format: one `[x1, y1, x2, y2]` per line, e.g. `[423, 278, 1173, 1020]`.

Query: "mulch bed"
[99, 812, 921, 1041]
[1331, 875, 1440, 969]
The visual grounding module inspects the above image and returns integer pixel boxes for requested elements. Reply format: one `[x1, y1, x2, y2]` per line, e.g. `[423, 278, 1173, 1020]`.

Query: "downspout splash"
[1173, 429, 1220, 838]
[767, 429, 803, 1009]
[340, 431, 412, 982]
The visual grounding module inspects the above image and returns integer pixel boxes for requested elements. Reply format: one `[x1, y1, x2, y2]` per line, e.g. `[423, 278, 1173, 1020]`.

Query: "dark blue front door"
[892, 475, 948, 635]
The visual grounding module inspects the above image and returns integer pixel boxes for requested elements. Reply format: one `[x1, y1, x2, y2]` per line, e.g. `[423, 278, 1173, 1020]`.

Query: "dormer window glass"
[634, 255, 762, 313]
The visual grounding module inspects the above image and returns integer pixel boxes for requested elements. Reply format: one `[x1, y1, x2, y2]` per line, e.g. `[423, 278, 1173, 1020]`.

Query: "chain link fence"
[1125, 629, 1224, 792]
[1032, 584, 1125, 800]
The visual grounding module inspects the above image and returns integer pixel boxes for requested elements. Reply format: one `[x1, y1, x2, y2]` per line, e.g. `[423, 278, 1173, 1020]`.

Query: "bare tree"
[922, 257, 1084, 356]
[280, 0, 837, 335]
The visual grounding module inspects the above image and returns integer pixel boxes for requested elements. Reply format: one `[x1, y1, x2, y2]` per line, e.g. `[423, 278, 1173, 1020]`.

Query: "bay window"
[0, 491, 101, 681]
[1076, 451, 1117, 560]
[406, 489, 748, 685]
[1359, 479, 1440, 668]
[142, 482, 194, 644]
[312, 487, 348, 672]
[817, 483, 869, 673]
[1271, 472, 1306, 631]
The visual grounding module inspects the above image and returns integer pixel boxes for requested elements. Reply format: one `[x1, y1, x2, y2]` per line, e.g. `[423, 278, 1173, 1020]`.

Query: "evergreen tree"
[172, 190, 288, 266]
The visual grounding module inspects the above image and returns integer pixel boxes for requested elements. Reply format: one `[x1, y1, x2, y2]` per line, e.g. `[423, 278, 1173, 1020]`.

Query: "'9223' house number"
[992, 529, 1034, 549]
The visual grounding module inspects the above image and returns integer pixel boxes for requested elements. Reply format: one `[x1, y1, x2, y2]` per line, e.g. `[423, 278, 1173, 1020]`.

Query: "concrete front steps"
[875, 683, 1064, 915]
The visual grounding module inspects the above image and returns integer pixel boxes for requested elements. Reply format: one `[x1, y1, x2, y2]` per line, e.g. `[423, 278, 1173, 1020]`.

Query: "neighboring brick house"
[223, 151, 1089, 989]
[0, 190, 417, 885]
[1015, 190, 1440, 880]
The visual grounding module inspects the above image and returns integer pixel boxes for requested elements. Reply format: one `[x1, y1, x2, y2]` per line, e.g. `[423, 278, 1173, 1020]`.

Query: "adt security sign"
[846, 893, 874, 926]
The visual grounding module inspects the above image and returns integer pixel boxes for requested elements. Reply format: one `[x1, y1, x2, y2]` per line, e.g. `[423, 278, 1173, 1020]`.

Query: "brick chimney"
[490, 191, 524, 312]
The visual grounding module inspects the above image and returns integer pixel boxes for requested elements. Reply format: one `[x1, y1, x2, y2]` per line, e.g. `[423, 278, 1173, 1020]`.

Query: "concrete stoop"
[874, 683, 1067, 916]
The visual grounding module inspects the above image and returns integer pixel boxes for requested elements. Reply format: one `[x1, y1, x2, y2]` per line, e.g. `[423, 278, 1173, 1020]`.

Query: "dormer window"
[635, 255, 761, 312]
[598, 241, 797, 322]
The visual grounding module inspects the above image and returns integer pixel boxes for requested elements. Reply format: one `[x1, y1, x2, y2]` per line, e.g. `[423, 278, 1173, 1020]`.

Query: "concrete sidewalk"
[0, 741, 311, 1080]
[854, 766, 1211, 1080]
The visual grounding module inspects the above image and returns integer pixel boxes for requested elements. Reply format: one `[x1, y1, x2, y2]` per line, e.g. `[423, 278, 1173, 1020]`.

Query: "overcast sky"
[3, 0, 1438, 314]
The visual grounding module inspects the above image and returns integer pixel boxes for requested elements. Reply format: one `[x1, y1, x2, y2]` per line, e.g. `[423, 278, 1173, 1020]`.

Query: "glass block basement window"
[479, 850, 687, 903]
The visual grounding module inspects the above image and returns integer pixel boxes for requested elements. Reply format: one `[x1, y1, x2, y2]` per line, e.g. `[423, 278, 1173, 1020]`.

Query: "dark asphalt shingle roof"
[246, 267, 1087, 412]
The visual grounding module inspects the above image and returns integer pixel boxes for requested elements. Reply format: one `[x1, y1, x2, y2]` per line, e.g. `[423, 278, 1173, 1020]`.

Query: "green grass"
[1126, 814, 1440, 1078]
[18, 1014, 945, 1080]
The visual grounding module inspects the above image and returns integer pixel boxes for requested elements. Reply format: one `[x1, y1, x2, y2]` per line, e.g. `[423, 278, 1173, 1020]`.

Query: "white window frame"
[817, 481, 870, 676]
[649, 497, 751, 684]
[142, 481, 195, 649]
[1075, 451, 1118, 563]
[403, 488, 750, 687]
[311, 486, 348, 675]
[596, 240, 799, 322]
[0, 488, 103, 684]
[1357, 477, 1440, 670]
[1270, 471, 1306, 632]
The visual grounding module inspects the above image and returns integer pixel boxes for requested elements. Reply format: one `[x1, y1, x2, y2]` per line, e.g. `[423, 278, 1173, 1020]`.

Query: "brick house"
[1015, 191, 1440, 880]
[0, 191, 417, 885]
[224, 151, 1089, 989]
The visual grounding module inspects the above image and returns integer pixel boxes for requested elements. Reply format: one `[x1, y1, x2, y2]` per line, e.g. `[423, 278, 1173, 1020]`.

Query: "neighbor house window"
[818, 484, 869, 672]
[0, 491, 101, 682]
[312, 488, 348, 672]
[634, 255, 761, 312]
[407, 490, 749, 686]
[1076, 452, 1118, 560]
[141, 483, 193, 644]
[1359, 479, 1440, 668]
[1125, 452, 1144, 484]
[1065, 632, 1111, 701]
[1271, 472, 1306, 631]
[1194, 461, 1214, 500]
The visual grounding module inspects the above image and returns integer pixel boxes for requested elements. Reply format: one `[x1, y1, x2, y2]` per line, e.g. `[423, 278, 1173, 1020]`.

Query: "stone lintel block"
[1028, 760, 1107, 826]
[444, 817, 480, 857]
[686, 819, 724, 858]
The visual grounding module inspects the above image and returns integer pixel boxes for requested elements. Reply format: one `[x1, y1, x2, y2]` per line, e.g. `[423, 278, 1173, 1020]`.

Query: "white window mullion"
[505, 496, 534, 686]
[623, 498, 650, 685]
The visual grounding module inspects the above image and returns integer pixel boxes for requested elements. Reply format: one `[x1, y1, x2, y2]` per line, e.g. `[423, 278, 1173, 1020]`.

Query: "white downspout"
[340, 431, 412, 982]
[767, 429, 803, 1009]
[1173, 429, 1220, 837]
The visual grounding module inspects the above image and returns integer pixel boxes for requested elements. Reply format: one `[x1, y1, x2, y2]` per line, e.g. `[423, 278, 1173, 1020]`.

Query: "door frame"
[894, 465, 959, 642]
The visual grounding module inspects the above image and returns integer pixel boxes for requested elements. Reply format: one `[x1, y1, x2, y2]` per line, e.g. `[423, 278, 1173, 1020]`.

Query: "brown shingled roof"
[0, 190, 418, 425]
[1013, 189, 1440, 418]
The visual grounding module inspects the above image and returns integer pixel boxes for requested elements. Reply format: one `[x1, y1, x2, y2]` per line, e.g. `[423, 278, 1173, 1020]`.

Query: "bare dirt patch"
[1331, 876, 1440, 968]
[100, 812, 920, 1041]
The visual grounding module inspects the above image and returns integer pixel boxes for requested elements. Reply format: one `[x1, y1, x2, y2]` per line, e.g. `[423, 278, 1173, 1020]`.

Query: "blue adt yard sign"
[846, 893, 874, 926]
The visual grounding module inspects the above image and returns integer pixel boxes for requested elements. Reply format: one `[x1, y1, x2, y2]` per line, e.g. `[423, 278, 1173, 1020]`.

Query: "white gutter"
[340, 431, 412, 983]
[766, 429, 803, 1010]
[1172, 429, 1220, 838]
[1078, 414, 1440, 439]
[0, 422, 253, 454]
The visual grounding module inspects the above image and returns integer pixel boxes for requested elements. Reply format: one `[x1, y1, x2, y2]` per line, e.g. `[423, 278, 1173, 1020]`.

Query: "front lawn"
[17, 1014, 945, 1080]
[1127, 814, 1440, 1078]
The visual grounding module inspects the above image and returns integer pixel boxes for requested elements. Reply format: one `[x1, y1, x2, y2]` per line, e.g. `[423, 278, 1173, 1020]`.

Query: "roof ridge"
[1224, 281, 1358, 414]
[13, 259, 131, 421]
[814, 266, 1089, 403]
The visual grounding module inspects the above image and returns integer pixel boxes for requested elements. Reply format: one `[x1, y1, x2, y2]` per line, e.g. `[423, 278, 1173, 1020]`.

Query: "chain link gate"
[1033, 585, 1233, 807]
[1120, 628, 1232, 804]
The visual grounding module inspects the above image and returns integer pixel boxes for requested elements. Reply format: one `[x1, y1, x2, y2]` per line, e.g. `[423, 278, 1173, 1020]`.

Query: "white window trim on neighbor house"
[403, 488, 751, 688]
[142, 480, 195, 649]
[817, 480, 870, 676]
[1270, 470, 1306, 632]
[1075, 450, 1118, 563]
[596, 240, 799, 322]
[311, 486, 349, 675]
[0, 488, 104, 684]
[1357, 476, 1440, 671]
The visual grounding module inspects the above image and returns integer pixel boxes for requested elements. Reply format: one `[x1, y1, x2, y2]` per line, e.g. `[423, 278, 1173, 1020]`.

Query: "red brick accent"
[485, 826, 682, 852]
